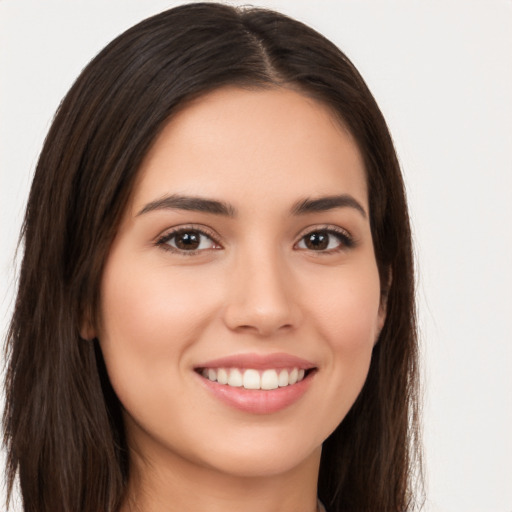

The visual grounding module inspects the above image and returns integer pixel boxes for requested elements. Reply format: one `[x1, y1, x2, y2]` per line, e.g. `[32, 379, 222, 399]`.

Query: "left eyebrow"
[291, 194, 367, 218]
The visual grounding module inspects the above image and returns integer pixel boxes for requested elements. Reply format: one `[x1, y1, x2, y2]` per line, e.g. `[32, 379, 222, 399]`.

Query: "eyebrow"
[137, 193, 366, 219]
[291, 194, 367, 218]
[137, 194, 236, 217]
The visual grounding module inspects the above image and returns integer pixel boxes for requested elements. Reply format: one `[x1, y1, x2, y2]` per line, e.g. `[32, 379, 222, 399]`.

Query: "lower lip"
[197, 372, 315, 414]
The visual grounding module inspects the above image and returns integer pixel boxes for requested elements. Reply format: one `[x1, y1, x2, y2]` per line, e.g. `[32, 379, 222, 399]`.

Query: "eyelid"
[294, 224, 355, 251]
[155, 224, 223, 253]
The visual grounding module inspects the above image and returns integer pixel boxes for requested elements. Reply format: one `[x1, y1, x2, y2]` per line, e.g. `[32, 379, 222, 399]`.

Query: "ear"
[80, 308, 97, 341]
[377, 298, 387, 333]
[375, 268, 392, 343]
[80, 322, 96, 341]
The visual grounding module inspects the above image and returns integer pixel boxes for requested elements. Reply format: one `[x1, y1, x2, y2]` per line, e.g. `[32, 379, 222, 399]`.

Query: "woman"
[3, 3, 422, 511]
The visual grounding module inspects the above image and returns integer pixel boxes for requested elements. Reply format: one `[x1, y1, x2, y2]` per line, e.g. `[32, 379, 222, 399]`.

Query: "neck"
[121, 442, 321, 512]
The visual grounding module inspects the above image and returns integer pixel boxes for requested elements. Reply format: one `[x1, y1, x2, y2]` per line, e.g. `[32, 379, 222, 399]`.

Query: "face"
[90, 87, 385, 480]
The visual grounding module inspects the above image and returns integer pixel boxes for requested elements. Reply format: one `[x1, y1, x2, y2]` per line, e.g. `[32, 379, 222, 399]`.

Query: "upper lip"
[195, 352, 316, 370]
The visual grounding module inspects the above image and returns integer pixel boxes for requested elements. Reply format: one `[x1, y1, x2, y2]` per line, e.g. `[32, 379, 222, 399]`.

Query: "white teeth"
[261, 369, 279, 390]
[201, 367, 308, 389]
[217, 368, 228, 385]
[243, 369, 260, 389]
[278, 369, 289, 387]
[227, 368, 243, 387]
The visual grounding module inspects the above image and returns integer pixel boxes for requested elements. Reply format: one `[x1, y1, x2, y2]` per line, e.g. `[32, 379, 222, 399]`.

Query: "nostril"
[233, 322, 294, 336]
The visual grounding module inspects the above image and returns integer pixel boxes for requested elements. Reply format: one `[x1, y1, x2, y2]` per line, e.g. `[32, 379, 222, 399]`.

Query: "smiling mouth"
[196, 367, 315, 390]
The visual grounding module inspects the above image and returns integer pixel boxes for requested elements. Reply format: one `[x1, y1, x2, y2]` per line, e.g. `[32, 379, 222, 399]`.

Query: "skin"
[86, 87, 386, 512]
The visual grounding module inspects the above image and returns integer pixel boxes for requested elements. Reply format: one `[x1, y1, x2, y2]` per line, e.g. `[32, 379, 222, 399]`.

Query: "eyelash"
[294, 225, 355, 254]
[155, 225, 355, 255]
[155, 226, 221, 255]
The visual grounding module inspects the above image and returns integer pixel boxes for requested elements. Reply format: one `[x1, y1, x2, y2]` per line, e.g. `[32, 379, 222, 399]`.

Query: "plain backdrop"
[1, 1, 511, 511]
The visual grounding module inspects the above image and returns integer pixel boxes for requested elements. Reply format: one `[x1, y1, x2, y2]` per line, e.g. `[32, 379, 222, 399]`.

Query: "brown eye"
[297, 229, 353, 252]
[304, 232, 330, 250]
[174, 231, 201, 250]
[159, 229, 219, 253]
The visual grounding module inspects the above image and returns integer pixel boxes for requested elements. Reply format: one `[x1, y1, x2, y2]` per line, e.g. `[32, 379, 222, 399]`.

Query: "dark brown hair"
[3, 3, 422, 511]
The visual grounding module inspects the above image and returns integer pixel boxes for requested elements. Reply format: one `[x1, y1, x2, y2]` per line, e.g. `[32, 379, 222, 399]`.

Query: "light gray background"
[1, 1, 511, 511]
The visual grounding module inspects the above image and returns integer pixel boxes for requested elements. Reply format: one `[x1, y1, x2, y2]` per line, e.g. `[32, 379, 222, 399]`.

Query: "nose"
[222, 249, 301, 337]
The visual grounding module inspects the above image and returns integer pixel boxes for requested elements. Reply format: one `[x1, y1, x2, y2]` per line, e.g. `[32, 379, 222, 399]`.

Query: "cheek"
[320, 288, 377, 388]
[96, 254, 220, 396]
[100, 260, 212, 344]
[95, 257, 226, 447]
[308, 264, 382, 351]
[301, 262, 381, 426]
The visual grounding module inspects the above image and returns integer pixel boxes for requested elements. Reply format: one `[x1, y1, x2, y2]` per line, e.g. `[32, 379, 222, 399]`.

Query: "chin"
[198, 439, 322, 479]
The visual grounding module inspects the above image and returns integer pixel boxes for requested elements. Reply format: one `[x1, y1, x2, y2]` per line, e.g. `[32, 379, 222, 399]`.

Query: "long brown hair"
[3, 3, 423, 511]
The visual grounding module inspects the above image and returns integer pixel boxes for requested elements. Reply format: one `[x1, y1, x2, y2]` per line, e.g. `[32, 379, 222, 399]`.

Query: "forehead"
[129, 86, 368, 217]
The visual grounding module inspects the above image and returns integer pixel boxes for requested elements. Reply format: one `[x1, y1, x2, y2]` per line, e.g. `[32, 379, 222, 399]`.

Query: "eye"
[296, 228, 353, 252]
[156, 228, 221, 253]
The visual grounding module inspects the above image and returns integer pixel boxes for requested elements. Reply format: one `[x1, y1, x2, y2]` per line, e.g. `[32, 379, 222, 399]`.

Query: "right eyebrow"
[137, 194, 237, 217]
